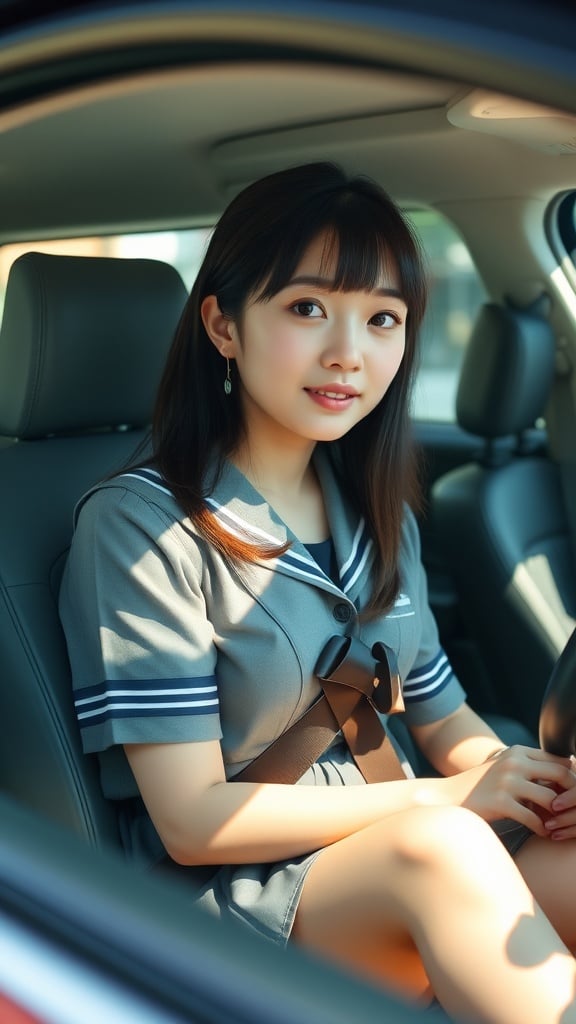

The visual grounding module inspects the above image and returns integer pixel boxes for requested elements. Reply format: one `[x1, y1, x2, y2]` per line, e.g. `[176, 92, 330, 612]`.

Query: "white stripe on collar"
[118, 468, 371, 598]
[340, 518, 364, 577]
[206, 496, 343, 592]
[339, 519, 373, 595]
[205, 495, 284, 547]
[119, 468, 173, 498]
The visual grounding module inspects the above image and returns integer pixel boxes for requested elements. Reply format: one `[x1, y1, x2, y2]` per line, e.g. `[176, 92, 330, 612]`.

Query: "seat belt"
[232, 635, 406, 785]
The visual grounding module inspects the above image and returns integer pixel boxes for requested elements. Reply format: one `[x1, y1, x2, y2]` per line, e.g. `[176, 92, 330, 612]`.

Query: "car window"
[555, 191, 576, 267]
[0, 216, 485, 425]
[409, 209, 487, 422]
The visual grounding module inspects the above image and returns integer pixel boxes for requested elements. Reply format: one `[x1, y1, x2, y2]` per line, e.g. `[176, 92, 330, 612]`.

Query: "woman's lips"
[305, 386, 359, 410]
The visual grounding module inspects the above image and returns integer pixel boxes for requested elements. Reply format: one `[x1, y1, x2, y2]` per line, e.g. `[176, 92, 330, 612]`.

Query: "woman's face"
[223, 233, 407, 453]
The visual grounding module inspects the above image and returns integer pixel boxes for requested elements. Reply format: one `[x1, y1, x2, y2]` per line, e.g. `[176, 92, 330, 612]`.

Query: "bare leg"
[515, 835, 576, 950]
[292, 805, 576, 1024]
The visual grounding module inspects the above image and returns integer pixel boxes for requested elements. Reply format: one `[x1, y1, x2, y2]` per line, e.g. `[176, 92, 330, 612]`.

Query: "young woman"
[60, 162, 576, 1023]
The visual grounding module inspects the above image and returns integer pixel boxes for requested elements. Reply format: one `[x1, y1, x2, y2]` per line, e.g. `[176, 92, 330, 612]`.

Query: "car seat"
[431, 301, 576, 735]
[0, 252, 188, 849]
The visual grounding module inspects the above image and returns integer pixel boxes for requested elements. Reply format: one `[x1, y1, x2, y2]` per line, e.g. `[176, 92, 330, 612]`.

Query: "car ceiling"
[0, 58, 576, 243]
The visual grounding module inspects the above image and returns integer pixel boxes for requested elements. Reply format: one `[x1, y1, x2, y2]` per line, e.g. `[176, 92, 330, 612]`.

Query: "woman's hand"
[449, 745, 576, 837]
[540, 757, 576, 840]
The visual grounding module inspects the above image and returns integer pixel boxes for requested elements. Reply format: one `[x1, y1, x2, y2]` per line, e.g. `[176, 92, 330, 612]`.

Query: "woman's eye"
[370, 311, 400, 328]
[291, 301, 323, 318]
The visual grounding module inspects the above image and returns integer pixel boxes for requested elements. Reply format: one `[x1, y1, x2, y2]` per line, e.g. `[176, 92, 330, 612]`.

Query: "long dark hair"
[151, 162, 427, 615]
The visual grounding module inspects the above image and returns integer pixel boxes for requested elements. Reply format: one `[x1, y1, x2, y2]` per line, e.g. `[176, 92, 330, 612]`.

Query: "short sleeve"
[399, 508, 467, 727]
[59, 484, 223, 754]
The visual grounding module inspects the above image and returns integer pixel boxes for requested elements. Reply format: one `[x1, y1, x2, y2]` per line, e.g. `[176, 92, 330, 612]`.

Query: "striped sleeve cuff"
[403, 651, 453, 705]
[74, 676, 219, 729]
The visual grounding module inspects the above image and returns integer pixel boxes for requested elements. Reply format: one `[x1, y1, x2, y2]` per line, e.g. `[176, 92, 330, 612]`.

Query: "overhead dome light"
[447, 90, 576, 153]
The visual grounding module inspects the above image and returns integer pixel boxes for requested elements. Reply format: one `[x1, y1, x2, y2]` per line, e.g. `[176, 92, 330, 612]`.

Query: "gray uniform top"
[59, 446, 466, 942]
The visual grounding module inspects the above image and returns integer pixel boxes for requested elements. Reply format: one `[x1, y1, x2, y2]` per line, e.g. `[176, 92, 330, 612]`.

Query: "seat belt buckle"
[371, 641, 405, 715]
[315, 634, 404, 715]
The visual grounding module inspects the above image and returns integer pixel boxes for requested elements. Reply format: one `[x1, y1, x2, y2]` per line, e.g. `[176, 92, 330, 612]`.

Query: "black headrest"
[0, 252, 188, 439]
[456, 302, 556, 439]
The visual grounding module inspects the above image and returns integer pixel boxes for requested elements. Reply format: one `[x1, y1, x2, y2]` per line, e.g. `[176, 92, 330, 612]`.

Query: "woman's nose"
[321, 323, 362, 371]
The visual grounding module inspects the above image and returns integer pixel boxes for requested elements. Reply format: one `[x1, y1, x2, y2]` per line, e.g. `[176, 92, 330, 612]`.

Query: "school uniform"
[59, 446, 466, 945]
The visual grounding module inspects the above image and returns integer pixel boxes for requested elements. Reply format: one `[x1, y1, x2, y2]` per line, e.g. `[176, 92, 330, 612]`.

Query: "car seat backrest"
[0, 252, 188, 848]
[455, 301, 555, 448]
[431, 301, 576, 733]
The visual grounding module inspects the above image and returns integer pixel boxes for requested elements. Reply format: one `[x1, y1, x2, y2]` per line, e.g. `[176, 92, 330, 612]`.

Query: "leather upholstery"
[456, 302, 555, 439]
[0, 252, 183, 438]
[0, 252, 187, 846]
[432, 302, 576, 734]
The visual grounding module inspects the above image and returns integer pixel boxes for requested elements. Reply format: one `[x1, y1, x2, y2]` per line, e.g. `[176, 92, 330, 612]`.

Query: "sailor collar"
[91, 448, 375, 606]
[201, 447, 374, 605]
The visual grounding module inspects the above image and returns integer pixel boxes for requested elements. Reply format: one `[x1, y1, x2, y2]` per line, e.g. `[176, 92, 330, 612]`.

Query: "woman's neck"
[231, 436, 316, 501]
[230, 440, 329, 543]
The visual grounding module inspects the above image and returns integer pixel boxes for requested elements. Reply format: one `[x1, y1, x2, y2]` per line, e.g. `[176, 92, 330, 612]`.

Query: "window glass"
[555, 191, 576, 267]
[0, 215, 485, 423]
[409, 209, 487, 421]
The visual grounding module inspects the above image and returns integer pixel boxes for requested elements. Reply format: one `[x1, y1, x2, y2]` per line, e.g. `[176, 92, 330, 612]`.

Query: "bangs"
[254, 187, 426, 322]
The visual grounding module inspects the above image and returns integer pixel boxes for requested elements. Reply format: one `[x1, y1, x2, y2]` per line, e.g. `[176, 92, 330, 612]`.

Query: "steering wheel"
[539, 626, 576, 756]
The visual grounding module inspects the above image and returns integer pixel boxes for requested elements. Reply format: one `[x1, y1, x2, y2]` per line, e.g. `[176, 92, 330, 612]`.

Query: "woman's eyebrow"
[287, 275, 405, 300]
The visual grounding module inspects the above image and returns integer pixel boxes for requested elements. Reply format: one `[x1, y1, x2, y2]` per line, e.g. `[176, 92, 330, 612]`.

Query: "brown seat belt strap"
[231, 693, 340, 785]
[233, 635, 406, 785]
[316, 634, 406, 783]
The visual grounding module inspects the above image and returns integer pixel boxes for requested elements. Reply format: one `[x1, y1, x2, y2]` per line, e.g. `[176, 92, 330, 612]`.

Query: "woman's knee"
[387, 804, 500, 879]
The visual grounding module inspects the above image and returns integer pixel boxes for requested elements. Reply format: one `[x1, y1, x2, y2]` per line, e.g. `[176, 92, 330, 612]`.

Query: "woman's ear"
[200, 295, 238, 357]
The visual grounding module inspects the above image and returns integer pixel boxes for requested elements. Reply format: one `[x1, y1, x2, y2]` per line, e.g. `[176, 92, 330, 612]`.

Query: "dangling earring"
[224, 358, 232, 395]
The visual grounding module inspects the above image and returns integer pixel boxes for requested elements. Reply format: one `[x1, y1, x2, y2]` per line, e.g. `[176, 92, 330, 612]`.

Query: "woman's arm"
[410, 702, 576, 835]
[125, 738, 452, 865]
[410, 702, 508, 776]
[124, 729, 576, 866]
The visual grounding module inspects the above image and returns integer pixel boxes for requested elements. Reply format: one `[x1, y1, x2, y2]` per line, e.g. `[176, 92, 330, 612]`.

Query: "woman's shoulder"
[71, 466, 208, 568]
[75, 466, 182, 525]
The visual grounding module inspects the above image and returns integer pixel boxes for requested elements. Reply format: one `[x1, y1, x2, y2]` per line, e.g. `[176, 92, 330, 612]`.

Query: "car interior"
[0, 250, 189, 845]
[0, 3, 576, 1019]
[431, 298, 576, 735]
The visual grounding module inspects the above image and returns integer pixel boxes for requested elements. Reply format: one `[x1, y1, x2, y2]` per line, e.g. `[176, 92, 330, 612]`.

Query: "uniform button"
[333, 602, 352, 623]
